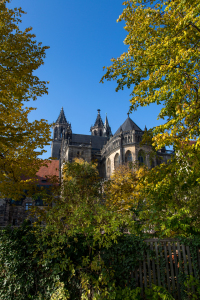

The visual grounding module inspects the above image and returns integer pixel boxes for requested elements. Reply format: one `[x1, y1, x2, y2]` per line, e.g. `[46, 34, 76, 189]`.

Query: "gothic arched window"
[156, 156, 162, 166]
[114, 153, 120, 169]
[54, 127, 58, 139]
[125, 150, 132, 163]
[151, 158, 155, 168]
[138, 149, 145, 165]
[60, 127, 63, 138]
[107, 158, 111, 178]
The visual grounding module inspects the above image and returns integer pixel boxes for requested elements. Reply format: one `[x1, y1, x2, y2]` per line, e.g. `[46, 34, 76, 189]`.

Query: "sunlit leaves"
[0, 1, 51, 199]
[101, 0, 200, 150]
[104, 164, 146, 214]
[101, 0, 200, 237]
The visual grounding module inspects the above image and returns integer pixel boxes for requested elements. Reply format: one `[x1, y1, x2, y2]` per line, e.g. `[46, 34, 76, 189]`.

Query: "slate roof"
[71, 134, 107, 150]
[36, 160, 60, 185]
[56, 107, 67, 124]
[93, 109, 104, 127]
[114, 116, 142, 135]
[103, 115, 112, 136]
[104, 115, 110, 129]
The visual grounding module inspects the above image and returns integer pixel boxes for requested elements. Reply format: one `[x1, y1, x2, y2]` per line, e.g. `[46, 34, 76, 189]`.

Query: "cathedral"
[51, 108, 173, 178]
[0, 108, 174, 227]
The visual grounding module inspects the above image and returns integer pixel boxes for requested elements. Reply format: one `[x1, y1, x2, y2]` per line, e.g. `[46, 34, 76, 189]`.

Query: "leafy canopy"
[101, 0, 200, 236]
[0, 0, 51, 199]
[101, 0, 200, 150]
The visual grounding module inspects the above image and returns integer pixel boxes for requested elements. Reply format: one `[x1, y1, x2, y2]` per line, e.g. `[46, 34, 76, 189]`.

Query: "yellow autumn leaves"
[101, 0, 200, 151]
[0, 1, 51, 200]
[104, 164, 147, 213]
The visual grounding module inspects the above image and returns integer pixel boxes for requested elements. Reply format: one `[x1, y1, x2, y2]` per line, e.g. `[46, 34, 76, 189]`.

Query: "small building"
[0, 160, 59, 227]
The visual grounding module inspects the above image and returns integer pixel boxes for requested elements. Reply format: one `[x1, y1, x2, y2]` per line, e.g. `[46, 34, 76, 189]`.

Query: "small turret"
[56, 107, 67, 124]
[51, 107, 72, 159]
[103, 114, 112, 138]
[53, 107, 72, 141]
[90, 109, 104, 136]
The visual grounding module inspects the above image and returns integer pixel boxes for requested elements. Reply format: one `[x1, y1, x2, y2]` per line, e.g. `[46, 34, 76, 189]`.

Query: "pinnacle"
[56, 107, 67, 124]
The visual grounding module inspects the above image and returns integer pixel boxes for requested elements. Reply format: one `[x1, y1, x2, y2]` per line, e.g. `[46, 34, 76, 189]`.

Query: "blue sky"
[8, 0, 168, 158]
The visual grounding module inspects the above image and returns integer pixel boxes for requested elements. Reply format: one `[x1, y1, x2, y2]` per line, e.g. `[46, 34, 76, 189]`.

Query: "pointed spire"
[104, 113, 109, 127]
[56, 107, 67, 124]
[144, 125, 147, 131]
[103, 113, 112, 138]
[94, 109, 104, 127]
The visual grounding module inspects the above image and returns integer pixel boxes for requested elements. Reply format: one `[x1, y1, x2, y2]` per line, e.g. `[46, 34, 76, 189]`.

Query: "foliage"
[183, 275, 200, 300]
[104, 164, 146, 214]
[1, 222, 200, 299]
[0, 0, 51, 200]
[101, 0, 200, 237]
[0, 222, 150, 299]
[0, 221, 61, 300]
[50, 282, 70, 300]
[30, 159, 144, 298]
[101, 0, 200, 150]
[144, 285, 175, 300]
[175, 236, 200, 299]
[137, 154, 200, 237]
[34, 159, 135, 244]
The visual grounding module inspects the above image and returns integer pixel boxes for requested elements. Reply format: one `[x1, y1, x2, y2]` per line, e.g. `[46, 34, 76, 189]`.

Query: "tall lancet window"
[114, 153, 120, 169]
[54, 127, 58, 139]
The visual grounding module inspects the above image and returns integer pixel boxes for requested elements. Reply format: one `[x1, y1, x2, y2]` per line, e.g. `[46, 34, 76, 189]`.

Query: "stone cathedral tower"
[51, 107, 72, 159]
[90, 109, 104, 136]
[52, 107, 173, 179]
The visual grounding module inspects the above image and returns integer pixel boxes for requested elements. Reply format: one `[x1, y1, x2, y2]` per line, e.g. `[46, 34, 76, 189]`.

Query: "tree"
[101, 0, 200, 236]
[0, 0, 52, 199]
[104, 164, 146, 214]
[101, 0, 200, 151]
[33, 159, 134, 240]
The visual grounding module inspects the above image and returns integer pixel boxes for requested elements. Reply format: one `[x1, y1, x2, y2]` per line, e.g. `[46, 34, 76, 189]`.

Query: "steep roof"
[36, 160, 60, 185]
[93, 109, 104, 127]
[103, 114, 112, 137]
[56, 107, 67, 124]
[104, 115, 110, 129]
[114, 116, 142, 135]
[71, 134, 107, 150]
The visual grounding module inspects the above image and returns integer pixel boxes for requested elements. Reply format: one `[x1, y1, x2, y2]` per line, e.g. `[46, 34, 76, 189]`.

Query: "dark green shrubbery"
[0, 222, 150, 299]
[1, 222, 200, 300]
[0, 222, 59, 300]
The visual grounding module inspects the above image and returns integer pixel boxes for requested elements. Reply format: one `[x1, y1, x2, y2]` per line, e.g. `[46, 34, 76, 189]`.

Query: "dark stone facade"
[52, 108, 174, 178]
[0, 108, 174, 227]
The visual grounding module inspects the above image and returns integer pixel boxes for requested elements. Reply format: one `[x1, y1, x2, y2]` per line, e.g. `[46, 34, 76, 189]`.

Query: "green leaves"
[101, 0, 200, 238]
[0, 0, 51, 200]
[101, 0, 200, 149]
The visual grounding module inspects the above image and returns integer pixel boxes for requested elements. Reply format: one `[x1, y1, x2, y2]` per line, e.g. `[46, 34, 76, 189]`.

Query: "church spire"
[52, 107, 72, 159]
[94, 109, 104, 127]
[56, 107, 67, 124]
[103, 113, 112, 138]
[90, 109, 104, 136]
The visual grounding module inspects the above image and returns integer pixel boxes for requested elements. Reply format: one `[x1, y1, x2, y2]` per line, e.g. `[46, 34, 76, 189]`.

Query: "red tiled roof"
[188, 141, 196, 146]
[36, 160, 60, 185]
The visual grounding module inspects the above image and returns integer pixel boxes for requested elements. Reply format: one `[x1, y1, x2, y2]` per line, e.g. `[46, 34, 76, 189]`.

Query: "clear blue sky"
[8, 0, 168, 158]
